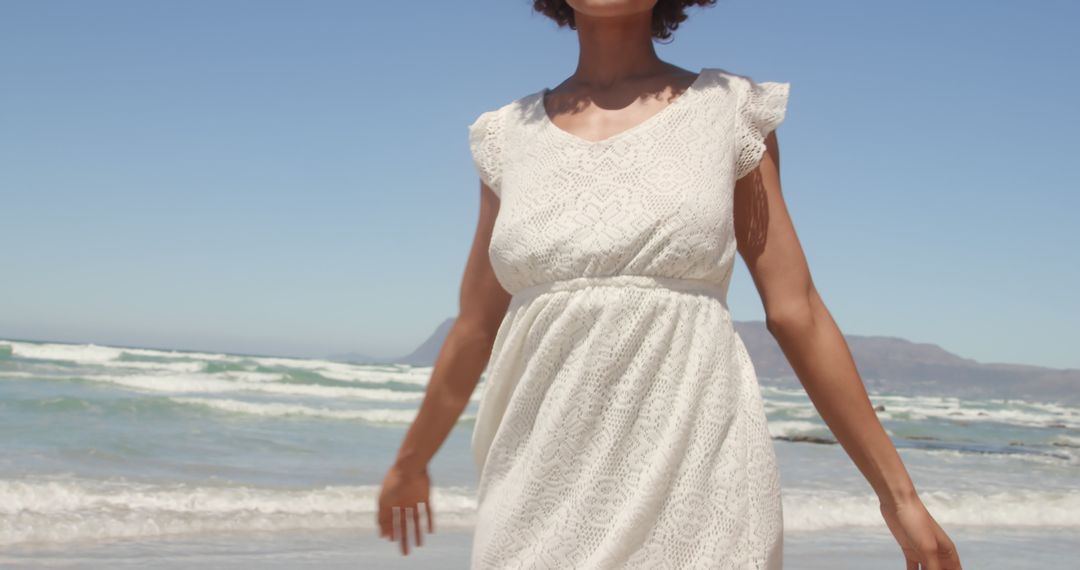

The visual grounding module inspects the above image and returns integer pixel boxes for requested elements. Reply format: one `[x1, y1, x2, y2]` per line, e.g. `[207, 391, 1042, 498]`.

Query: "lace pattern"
[734, 78, 790, 180]
[468, 107, 507, 197]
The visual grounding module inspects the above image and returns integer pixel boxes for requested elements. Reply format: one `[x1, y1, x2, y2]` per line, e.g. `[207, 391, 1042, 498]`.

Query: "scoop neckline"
[537, 67, 711, 146]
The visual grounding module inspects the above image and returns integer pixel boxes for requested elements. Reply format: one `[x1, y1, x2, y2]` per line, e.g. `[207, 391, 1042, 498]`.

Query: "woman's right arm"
[376, 181, 511, 556]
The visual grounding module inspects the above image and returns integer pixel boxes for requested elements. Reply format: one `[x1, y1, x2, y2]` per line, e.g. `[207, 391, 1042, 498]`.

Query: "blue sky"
[1, 1, 1077, 368]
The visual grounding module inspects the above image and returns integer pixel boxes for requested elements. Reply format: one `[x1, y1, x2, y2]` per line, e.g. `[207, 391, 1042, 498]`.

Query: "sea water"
[0, 338, 1076, 568]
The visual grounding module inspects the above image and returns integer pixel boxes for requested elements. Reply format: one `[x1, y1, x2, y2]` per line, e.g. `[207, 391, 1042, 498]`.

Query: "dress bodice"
[467, 67, 790, 301]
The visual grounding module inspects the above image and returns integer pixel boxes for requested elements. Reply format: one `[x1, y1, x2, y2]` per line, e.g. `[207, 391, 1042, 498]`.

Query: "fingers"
[412, 504, 423, 548]
[906, 558, 918, 570]
[382, 503, 395, 539]
[400, 506, 412, 555]
[393, 506, 407, 552]
[381, 503, 433, 556]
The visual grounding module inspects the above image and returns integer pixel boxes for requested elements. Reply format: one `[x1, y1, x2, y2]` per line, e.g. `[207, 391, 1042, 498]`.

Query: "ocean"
[0, 338, 1076, 568]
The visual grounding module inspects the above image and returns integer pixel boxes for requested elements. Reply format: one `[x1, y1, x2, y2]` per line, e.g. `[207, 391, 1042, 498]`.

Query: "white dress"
[467, 67, 790, 569]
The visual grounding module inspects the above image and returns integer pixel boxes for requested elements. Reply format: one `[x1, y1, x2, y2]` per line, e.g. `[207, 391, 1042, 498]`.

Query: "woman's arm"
[389, 181, 510, 473]
[377, 181, 511, 555]
[732, 135, 915, 503]
[733, 132, 963, 569]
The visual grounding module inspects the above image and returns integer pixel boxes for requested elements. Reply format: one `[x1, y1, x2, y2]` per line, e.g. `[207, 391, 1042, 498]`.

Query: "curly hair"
[532, 0, 718, 41]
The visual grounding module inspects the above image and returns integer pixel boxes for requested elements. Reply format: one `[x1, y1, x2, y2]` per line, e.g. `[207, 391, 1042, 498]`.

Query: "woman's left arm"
[733, 132, 963, 570]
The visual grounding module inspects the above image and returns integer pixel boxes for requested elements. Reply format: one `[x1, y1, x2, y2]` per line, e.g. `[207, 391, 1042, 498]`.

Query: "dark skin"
[377, 2, 964, 568]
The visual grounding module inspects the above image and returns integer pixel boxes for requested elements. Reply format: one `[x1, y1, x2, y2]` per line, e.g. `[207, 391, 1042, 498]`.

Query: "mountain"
[327, 318, 456, 366]
[731, 321, 1080, 405]
[329, 318, 1080, 405]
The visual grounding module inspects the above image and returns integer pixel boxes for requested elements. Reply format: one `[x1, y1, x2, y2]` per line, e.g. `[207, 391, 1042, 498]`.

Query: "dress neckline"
[536, 67, 711, 146]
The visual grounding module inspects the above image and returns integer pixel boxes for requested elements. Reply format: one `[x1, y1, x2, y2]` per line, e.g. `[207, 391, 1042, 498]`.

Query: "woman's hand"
[879, 494, 963, 569]
[377, 464, 433, 556]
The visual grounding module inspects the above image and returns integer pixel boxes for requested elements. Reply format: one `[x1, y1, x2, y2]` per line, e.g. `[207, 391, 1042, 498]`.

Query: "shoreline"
[3, 526, 1077, 569]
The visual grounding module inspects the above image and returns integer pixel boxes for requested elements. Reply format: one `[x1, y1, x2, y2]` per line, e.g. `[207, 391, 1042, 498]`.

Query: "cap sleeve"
[734, 77, 790, 180]
[467, 108, 506, 197]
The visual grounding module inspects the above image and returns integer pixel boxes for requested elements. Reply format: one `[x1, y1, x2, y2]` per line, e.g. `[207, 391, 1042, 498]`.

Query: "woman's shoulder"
[468, 89, 541, 135]
[703, 67, 784, 93]
[466, 89, 543, 195]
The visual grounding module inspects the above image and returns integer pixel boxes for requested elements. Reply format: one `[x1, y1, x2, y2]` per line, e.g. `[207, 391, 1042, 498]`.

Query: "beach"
[1, 338, 1077, 568]
[3, 526, 1078, 569]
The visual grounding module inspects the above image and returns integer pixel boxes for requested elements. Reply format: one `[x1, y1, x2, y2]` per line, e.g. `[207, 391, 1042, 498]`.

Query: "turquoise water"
[1, 338, 1077, 565]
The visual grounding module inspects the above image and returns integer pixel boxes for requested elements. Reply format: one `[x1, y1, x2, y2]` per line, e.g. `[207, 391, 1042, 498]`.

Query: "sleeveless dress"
[466, 67, 790, 569]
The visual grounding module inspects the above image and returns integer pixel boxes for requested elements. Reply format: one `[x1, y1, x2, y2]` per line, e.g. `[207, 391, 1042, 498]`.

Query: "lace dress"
[466, 67, 790, 569]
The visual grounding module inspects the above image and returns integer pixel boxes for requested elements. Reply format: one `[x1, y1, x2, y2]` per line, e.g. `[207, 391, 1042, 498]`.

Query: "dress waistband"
[512, 274, 728, 307]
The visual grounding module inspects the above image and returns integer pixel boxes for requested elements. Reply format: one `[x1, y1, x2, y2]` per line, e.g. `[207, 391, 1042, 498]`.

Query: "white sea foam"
[913, 445, 1080, 467]
[2, 354, 480, 403]
[0, 477, 477, 546]
[118, 346, 243, 361]
[874, 402, 1080, 429]
[248, 355, 428, 385]
[4, 341, 127, 363]
[2, 477, 1076, 546]
[782, 487, 1080, 531]
[759, 385, 809, 398]
[170, 397, 475, 424]
[1053, 434, 1080, 447]
[76, 373, 440, 402]
[760, 399, 809, 411]
[213, 371, 287, 383]
[3, 341, 244, 368]
[0, 371, 38, 380]
[101, 360, 207, 373]
[1, 341, 441, 387]
[767, 420, 830, 438]
[760, 384, 1080, 430]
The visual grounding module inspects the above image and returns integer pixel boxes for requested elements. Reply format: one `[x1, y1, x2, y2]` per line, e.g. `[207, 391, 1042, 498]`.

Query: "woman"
[378, 1, 964, 568]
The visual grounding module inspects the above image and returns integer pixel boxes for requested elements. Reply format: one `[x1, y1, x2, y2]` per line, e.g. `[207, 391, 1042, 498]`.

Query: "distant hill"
[731, 321, 1080, 405]
[327, 318, 456, 366]
[328, 318, 1080, 405]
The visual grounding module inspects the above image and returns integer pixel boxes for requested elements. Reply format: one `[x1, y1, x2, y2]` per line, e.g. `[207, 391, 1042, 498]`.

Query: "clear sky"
[1, 0, 1077, 368]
